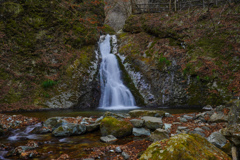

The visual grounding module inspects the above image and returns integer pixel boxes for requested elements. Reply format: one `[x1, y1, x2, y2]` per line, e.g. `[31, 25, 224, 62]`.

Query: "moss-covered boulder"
[140, 133, 231, 160]
[100, 116, 133, 138]
[129, 110, 166, 118]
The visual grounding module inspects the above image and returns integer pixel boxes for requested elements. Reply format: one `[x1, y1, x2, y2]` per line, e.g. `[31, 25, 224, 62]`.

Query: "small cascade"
[98, 35, 137, 110]
[7, 123, 41, 141]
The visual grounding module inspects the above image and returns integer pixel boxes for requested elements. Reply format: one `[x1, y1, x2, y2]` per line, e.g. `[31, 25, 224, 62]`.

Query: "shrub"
[42, 80, 57, 88]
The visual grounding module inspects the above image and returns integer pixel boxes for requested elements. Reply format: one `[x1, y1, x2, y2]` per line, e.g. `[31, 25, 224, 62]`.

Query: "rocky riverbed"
[0, 100, 240, 159]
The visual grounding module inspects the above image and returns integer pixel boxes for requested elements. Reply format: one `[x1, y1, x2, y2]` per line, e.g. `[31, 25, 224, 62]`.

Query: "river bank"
[1, 103, 237, 159]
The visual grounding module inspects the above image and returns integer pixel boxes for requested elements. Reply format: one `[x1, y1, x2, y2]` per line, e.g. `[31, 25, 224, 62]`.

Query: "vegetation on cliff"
[119, 3, 240, 106]
[0, 0, 105, 111]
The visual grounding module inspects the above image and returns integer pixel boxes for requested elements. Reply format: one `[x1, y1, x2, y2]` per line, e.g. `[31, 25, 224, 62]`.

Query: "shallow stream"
[1, 107, 202, 159]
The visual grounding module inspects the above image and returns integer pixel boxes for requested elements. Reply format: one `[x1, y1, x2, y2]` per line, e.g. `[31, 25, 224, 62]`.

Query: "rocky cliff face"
[117, 4, 240, 107]
[0, 0, 105, 111]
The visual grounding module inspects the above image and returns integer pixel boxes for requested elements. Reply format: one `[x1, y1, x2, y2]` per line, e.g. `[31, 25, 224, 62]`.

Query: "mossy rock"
[140, 133, 231, 160]
[100, 116, 133, 138]
[129, 110, 166, 118]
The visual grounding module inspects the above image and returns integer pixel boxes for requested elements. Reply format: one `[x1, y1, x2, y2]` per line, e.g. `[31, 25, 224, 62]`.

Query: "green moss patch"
[140, 133, 231, 160]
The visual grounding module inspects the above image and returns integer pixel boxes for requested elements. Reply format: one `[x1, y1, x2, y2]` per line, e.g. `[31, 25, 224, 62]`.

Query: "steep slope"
[0, 0, 105, 111]
[118, 4, 240, 107]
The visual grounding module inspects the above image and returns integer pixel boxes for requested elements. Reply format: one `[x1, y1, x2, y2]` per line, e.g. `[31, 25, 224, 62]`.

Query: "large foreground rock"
[100, 116, 132, 138]
[141, 116, 163, 130]
[129, 110, 166, 118]
[140, 133, 231, 160]
[52, 123, 86, 137]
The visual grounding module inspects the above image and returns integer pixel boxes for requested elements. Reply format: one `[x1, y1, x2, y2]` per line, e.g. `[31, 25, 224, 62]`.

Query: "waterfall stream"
[98, 35, 137, 110]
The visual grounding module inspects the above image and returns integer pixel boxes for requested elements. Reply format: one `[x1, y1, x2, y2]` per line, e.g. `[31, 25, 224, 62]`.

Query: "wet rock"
[43, 117, 67, 131]
[140, 133, 231, 160]
[122, 151, 130, 160]
[130, 119, 144, 128]
[100, 135, 117, 143]
[86, 123, 100, 132]
[164, 113, 172, 117]
[96, 116, 103, 123]
[176, 126, 189, 134]
[149, 128, 169, 142]
[31, 126, 51, 134]
[207, 131, 227, 148]
[141, 116, 163, 130]
[209, 112, 228, 122]
[129, 110, 166, 118]
[189, 127, 205, 137]
[203, 105, 213, 110]
[179, 117, 188, 123]
[163, 123, 172, 132]
[133, 128, 150, 136]
[100, 116, 132, 137]
[52, 123, 86, 137]
[183, 115, 193, 120]
[115, 146, 122, 153]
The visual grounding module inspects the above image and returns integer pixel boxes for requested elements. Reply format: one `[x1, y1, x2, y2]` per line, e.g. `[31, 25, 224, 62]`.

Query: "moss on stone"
[140, 133, 231, 160]
[100, 116, 133, 138]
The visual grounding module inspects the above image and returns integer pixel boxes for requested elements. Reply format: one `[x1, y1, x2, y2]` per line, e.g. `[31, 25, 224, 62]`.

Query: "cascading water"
[98, 35, 137, 110]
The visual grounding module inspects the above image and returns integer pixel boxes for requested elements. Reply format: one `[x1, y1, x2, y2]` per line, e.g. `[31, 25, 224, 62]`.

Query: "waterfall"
[98, 35, 137, 110]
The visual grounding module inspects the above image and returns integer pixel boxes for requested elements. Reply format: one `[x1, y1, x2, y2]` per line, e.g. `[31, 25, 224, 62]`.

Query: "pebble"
[115, 146, 122, 153]
[122, 151, 130, 160]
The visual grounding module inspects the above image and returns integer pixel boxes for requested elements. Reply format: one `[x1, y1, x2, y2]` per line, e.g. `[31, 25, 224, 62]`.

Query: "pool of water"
[4, 107, 203, 121]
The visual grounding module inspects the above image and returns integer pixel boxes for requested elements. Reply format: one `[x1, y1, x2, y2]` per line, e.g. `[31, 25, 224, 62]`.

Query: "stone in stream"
[100, 116, 132, 138]
[130, 119, 144, 128]
[132, 128, 150, 136]
[141, 116, 163, 130]
[115, 146, 122, 153]
[100, 135, 117, 143]
[203, 105, 213, 110]
[52, 123, 86, 137]
[43, 117, 68, 131]
[129, 110, 166, 118]
[149, 128, 169, 142]
[140, 133, 231, 160]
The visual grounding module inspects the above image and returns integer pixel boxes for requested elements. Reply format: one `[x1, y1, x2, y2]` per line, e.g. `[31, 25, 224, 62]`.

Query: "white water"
[7, 123, 41, 141]
[98, 35, 137, 110]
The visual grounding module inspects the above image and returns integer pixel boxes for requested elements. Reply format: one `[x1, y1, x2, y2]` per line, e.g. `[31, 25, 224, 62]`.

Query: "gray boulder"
[207, 131, 227, 148]
[209, 112, 228, 123]
[130, 119, 144, 128]
[43, 117, 67, 131]
[122, 151, 130, 160]
[163, 123, 172, 132]
[149, 128, 169, 142]
[189, 127, 205, 137]
[176, 126, 189, 134]
[100, 135, 117, 143]
[203, 105, 213, 110]
[141, 116, 163, 130]
[132, 128, 150, 136]
[52, 123, 86, 137]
